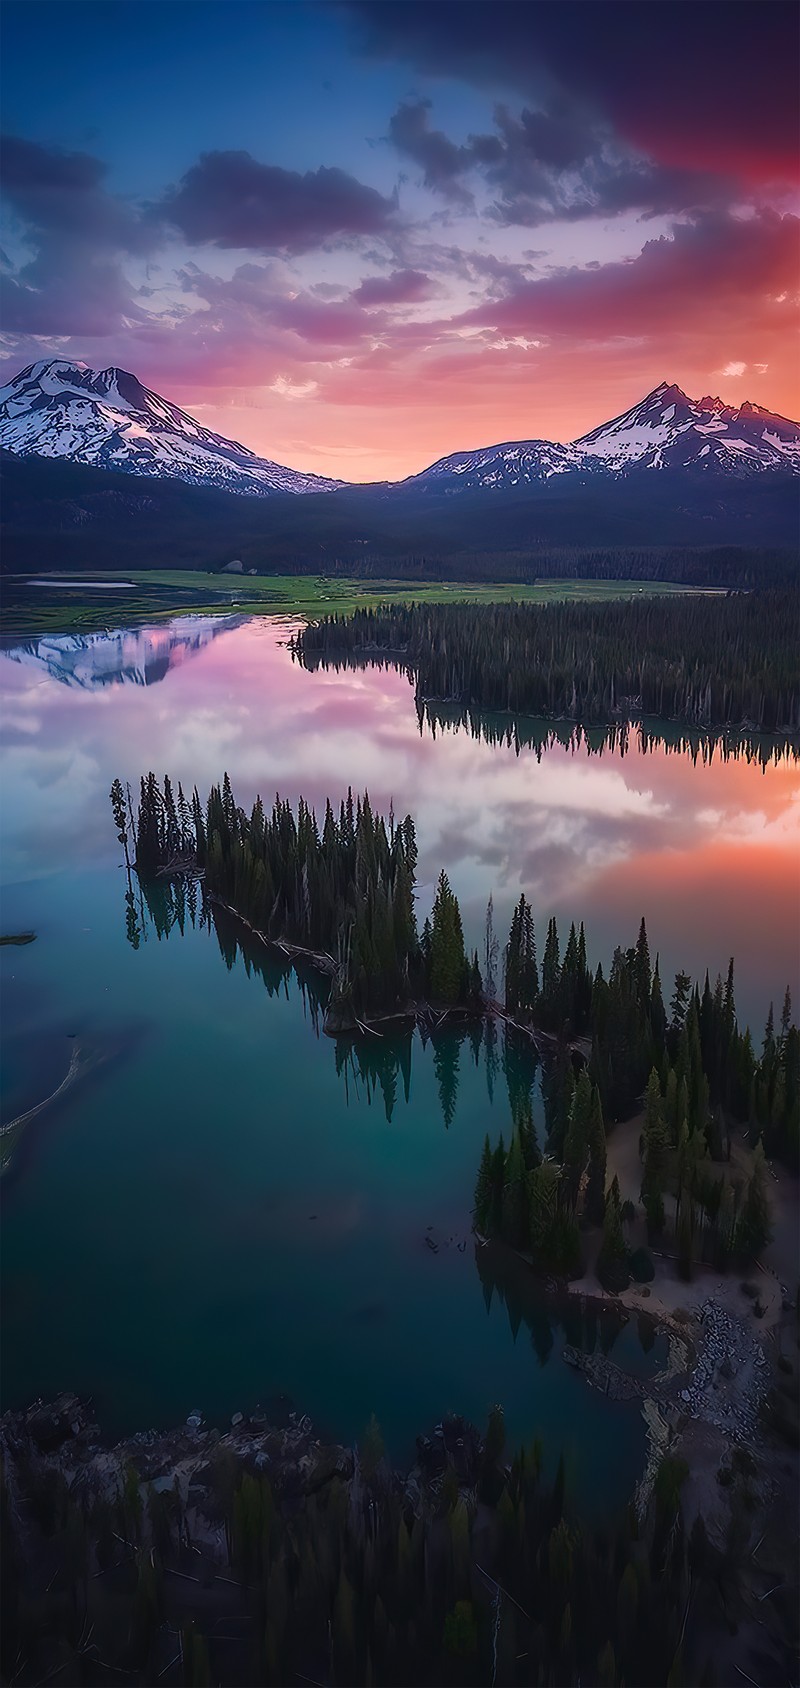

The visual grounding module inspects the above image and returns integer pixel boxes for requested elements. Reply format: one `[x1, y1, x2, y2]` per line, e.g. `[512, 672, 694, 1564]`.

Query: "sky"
[0, 0, 798, 480]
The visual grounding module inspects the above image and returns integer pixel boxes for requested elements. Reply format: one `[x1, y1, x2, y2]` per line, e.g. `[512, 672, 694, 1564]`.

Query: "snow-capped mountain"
[406, 437, 581, 490]
[574, 382, 800, 476]
[407, 382, 800, 490]
[1, 363, 797, 499]
[0, 360, 342, 495]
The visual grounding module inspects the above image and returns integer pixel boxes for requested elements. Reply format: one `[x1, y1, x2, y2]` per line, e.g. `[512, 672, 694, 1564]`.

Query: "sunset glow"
[1, 0, 798, 479]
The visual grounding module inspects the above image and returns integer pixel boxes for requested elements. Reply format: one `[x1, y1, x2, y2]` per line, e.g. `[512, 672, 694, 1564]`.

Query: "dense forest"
[3, 449, 799, 576]
[296, 591, 800, 733]
[475, 900, 798, 1285]
[25, 781, 787, 1688]
[2, 1386, 714, 1688]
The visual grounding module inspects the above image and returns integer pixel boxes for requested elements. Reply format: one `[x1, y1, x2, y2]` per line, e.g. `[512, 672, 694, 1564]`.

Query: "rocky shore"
[0, 1392, 486, 1552]
[563, 1298, 770, 1442]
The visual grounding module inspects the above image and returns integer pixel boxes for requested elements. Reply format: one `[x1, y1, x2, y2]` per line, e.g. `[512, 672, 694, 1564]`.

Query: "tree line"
[295, 591, 800, 734]
[120, 775, 481, 1024]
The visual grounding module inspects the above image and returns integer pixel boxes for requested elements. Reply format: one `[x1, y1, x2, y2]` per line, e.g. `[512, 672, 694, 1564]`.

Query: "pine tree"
[634, 917, 651, 1013]
[736, 1140, 772, 1259]
[541, 916, 561, 1025]
[563, 1068, 592, 1206]
[586, 1084, 607, 1224]
[597, 1176, 629, 1291]
[429, 871, 466, 1003]
[502, 1132, 528, 1248]
[641, 1067, 669, 1237]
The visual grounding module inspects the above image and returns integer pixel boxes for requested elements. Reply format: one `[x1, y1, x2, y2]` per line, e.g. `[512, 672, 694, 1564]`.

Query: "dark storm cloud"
[0, 131, 401, 340]
[386, 97, 736, 227]
[158, 150, 398, 253]
[344, 0, 799, 184]
[387, 100, 484, 205]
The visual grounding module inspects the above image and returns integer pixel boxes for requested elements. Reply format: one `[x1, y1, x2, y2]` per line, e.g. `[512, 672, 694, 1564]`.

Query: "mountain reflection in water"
[1, 614, 244, 690]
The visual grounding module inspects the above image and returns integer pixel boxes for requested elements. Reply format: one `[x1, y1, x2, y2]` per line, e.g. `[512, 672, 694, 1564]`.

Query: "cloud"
[177, 262, 389, 352]
[158, 149, 398, 253]
[0, 132, 155, 336]
[461, 209, 799, 345]
[270, 375, 319, 399]
[387, 100, 480, 205]
[717, 360, 770, 380]
[0, 133, 154, 252]
[385, 98, 738, 227]
[346, 1, 800, 185]
[351, 267, 438, 306]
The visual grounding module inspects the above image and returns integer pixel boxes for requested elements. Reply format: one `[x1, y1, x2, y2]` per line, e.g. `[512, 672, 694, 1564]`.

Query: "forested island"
[118, 775, 798, 1269]
[295, 591, 800, 735]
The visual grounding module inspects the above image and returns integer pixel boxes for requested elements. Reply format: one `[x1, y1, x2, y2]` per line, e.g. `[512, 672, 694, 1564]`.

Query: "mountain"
[575, 382, 800, 475]
[406, 382, 800, 491]
[0, 360, 342, 496]
[1, 365, 797, 577]
[1, 363, 797, 502]
[408, 437, 581, 490]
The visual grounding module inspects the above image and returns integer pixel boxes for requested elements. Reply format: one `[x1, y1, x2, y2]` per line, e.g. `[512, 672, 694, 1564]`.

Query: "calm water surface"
[2, 614, 798, 1510]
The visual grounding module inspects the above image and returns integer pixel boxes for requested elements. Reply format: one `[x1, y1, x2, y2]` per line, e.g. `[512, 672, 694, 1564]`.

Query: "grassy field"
[0, 570, 719, 637]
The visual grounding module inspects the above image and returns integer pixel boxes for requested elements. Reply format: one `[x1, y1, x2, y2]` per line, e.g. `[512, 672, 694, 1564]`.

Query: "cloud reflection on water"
[1, 613, 797, 1029]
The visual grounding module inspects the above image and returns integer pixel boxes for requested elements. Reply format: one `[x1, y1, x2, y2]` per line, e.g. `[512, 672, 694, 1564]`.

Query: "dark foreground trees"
[1, 1399, 699, 1688]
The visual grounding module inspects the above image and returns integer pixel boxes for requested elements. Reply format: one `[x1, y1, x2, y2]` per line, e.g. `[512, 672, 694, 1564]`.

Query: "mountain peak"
[572, 379, 800, 474]
[0, 358, 343, 496]
[649, 380, 686, 400]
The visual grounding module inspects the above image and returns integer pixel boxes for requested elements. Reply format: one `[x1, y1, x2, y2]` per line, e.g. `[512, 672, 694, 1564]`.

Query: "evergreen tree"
[641, 1068, 670, 1237]
[429, 871, 467, 1004]
[735, 1140, 772, 1259]
[586, 1084, 607, 1224]
[563, 1068, 592, 1207]
[474, 1135, 493, 1232]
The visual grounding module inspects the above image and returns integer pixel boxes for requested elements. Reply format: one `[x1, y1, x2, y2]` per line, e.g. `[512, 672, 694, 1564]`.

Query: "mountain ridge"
[406, 380, 800, 492]
[0, 360, 798, 498]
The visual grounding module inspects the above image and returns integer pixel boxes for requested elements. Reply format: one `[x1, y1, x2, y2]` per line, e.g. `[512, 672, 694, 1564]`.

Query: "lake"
[1, 613, 798, 1512]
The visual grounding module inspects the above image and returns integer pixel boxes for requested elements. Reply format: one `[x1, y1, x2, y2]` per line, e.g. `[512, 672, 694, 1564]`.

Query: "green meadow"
[0, 570, 716, 636]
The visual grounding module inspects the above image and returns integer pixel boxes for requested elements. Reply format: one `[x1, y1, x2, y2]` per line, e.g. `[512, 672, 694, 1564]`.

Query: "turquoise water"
[2, 614, 797, 1512]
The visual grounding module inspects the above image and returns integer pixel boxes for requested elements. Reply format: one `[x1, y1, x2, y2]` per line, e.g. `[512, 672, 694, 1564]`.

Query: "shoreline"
[296, 644, 800, 747]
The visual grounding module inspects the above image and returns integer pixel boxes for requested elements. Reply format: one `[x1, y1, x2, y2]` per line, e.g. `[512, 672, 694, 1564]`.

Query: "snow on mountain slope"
[1, 361, 797, 497]
[407, 382, 800, 491]
[574, 382, 800, 476]
[407, 437, 582, 490]
[0, 360, 342, 495]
